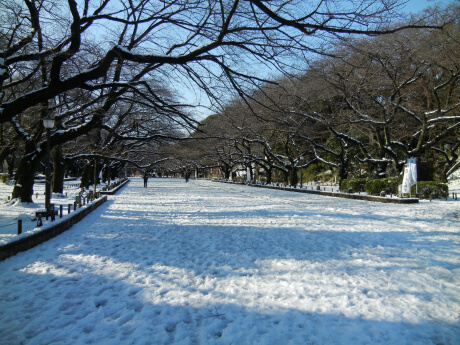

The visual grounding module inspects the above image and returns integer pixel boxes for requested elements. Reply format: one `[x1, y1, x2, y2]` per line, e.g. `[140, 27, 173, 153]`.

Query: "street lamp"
[300, 156, 304, 188]
[43, 115, 55, 209]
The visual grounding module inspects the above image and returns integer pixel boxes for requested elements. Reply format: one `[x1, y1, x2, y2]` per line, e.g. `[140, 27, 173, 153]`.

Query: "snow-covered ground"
[0, 179, 115, 245]
[0, 177, 459, 345]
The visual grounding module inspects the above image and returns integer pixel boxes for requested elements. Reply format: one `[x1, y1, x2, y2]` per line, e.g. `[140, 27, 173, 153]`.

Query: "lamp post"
[300, 156, 304, 189]
[43, 116, 55, 209]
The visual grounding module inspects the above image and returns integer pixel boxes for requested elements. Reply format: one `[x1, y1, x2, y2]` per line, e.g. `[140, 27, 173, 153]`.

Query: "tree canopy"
[172, 3, 459, 185]
[0, 0, 453, 200]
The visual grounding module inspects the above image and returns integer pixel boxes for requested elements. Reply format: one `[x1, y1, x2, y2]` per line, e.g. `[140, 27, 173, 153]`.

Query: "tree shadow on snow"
[1, 179, 459, 344]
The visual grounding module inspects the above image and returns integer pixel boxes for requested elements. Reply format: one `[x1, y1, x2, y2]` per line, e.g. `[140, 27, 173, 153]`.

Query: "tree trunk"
[5, 155, 15, 178]
[288, 167, 298, 187]
[52, 146, 65, 194]
[111, 163, 123, 180]
[12, 142, 39, 202]
[102, 162, 111, 184]
[337, 167, 348, 191]
[93, 158, 98, 192]
[223, 165, 231, 179]
[80, 162, 92, 189]
[266, 167, 272, 184]
[107, 165, 111, 185]
[282, 170, 289, 185]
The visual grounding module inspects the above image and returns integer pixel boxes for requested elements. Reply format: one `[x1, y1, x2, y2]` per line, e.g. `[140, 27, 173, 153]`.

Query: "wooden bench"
[35, 204, 58, 226]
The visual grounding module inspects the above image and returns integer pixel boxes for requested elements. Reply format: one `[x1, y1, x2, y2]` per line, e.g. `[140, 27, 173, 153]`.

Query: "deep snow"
[0, 178, 459, 345]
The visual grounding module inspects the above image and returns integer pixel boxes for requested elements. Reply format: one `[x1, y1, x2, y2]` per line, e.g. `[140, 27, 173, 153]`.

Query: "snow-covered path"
[1, 178, 459, 345]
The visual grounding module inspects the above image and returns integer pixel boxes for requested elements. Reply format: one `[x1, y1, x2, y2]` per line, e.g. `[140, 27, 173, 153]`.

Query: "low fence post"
[17, 219, 22, 235]
[60, 205, 63, 218]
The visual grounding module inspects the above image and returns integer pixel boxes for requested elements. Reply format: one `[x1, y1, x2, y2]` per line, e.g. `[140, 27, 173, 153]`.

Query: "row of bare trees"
[169, 4, 460, 186]
[1, 0, 450, 201]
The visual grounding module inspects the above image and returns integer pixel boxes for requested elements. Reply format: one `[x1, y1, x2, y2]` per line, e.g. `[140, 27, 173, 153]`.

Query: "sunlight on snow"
[19, 252, 459, 325]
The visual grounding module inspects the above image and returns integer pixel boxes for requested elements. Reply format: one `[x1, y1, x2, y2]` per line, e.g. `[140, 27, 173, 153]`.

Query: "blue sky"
[403, 0, 457, 13]
[183, 0, 459, 121]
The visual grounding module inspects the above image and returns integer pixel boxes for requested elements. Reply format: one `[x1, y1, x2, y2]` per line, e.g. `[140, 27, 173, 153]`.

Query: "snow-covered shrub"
[412, 181, 448, 199]
[364, 177, 399, 195]
[340, 178, 367, 193]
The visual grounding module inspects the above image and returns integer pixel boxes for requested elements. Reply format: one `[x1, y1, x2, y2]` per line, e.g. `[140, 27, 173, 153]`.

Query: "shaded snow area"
[1, 178, 459, 345]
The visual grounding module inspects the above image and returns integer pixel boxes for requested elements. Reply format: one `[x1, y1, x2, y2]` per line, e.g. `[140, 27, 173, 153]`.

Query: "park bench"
[35, 204, 58, 226]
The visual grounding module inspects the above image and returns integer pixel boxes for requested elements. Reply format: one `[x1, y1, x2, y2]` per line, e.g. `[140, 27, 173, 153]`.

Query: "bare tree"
[1, 0, 444, 201]
[319, 6, 460, 180]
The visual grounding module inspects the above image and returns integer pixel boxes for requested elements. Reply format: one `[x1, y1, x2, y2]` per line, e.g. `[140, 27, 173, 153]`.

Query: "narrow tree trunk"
[7, 155, 15, 178]
[282, 170, 289, 185]
[52, 146, 65, 194]
[222, 162, 232, 179]
[266, 167, 272, 184]
[107, 165, 111, 185]
[337, 166, 348, 191]
[80, 162, 92, 189]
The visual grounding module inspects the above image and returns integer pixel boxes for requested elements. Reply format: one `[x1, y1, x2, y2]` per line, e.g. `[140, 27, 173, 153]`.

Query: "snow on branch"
[10, 117, 30, 140]
[4, 29, 36, 57]
[63, 153, 168, 170]
[447, 161, 460, 177]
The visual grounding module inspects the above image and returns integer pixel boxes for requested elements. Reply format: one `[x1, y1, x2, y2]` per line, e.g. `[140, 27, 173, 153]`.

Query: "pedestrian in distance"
[143, 172, 149, 187]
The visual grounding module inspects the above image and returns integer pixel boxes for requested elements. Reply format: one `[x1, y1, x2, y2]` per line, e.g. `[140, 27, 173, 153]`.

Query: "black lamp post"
[300, 156, 304, 188]
[43, 116, 55, 209]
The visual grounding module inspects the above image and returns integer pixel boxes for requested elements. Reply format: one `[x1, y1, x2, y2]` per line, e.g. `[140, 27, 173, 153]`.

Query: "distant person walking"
[143, 172, 149, 187]
[185, 171, 191, 183]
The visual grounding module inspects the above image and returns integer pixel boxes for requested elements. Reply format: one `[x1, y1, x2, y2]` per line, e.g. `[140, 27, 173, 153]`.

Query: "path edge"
[214, 180, 419, 204]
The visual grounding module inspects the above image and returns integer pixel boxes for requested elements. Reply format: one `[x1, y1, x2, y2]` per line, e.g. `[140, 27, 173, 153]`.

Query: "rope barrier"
[0, 219, 23, 235]
[0, 221, 19, 228]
